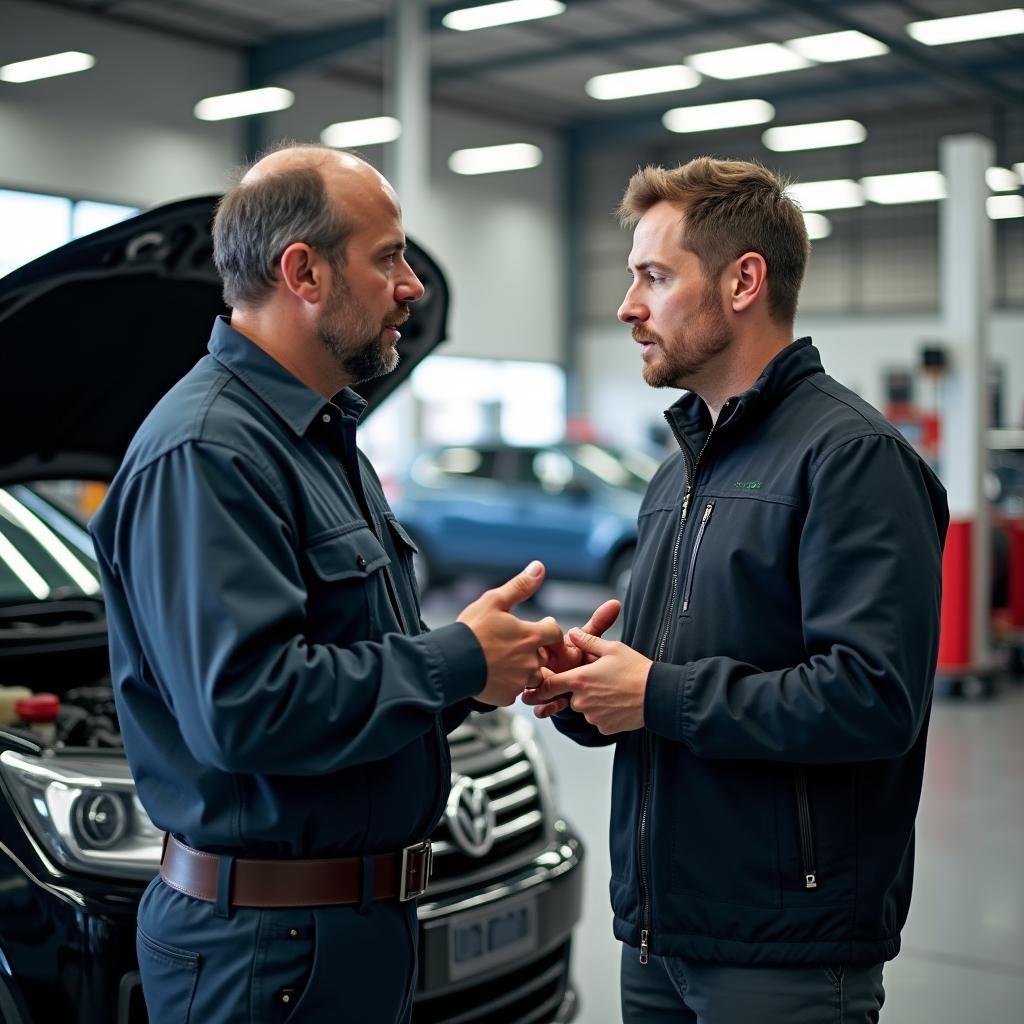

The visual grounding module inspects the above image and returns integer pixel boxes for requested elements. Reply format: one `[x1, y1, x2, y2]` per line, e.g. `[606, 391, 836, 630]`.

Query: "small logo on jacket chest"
[734, 480, 762, 490]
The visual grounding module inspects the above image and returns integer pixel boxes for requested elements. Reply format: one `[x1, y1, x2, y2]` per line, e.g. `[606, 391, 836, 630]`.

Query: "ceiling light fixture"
[861, 170, 946, 204]
[442, 0, 565, 32]
[321, 116, 402, 148]
[988, 195, 1024, 219]
[193, 87, 294, 121]
[763, 119, 866, 152]
[448, 142, 543, 175]
[0, 51, 95, 83]
[663, 98, 774, 133]
[803, 212, 833, 239]
[906, 7, 1024, 45]
[685, 42, 811, 80]
[785, 30, 889, 62]
[786, 179, 865, 211]
[585, 64, 701, 100]
[986, 167, 1021, 192]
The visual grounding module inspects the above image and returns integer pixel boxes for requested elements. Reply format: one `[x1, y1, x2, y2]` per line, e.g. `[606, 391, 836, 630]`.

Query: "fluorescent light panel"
[193, 87, 293, 121]
[986, 166, 1020, 192]
[322, 116, 402, 148]
[763, 119, 866, 152]
[0, 51, 95, 83]
[443, 0, 565, 31]
[585, 64, 700, 100]
[786, 30, 889, 62]
[786, 179, 865, 211]
[988, 195, 1024, 219]
[803, 213, 832, 239]
[686, 42, 810, 79]
[861, 170, 946, 204]
[449, 143, 542, 175]
[663, 99, 774, 133]
[907, 8, 1024, 45]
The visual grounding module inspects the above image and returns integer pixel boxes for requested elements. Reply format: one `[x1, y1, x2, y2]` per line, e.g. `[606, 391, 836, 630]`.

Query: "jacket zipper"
[793, 769, 818, 889]
[681, 502, 715, 614]
[636, 421, 716, 964]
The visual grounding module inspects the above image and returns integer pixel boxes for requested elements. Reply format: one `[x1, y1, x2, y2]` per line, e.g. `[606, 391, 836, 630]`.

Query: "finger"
[567, 628, 616, 657]
[583, 599, 621, 638]
[533, 697, 570, 719]
[531, 615, 564, 647]
[485, 561, 546, 611]
[521, 676, 574, 704]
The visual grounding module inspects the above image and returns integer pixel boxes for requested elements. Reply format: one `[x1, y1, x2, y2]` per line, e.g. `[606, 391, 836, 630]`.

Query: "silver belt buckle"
[399, 839, 433, 901]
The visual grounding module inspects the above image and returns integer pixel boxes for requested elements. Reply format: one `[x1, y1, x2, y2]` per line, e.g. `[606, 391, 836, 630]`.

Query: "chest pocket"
[303, 525, 391, 642]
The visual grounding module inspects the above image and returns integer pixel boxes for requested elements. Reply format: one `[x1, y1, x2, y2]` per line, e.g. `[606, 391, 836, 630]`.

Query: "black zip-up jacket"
[553, 338, 949, 966]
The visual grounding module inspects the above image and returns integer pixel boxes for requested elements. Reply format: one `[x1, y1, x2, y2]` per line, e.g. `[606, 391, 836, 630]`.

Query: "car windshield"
[0, 484, 102, 606]
[565, 443, 659, 495]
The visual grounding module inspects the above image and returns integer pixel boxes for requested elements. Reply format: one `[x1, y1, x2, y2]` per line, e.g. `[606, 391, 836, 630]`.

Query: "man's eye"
[647, 273, 664, 284]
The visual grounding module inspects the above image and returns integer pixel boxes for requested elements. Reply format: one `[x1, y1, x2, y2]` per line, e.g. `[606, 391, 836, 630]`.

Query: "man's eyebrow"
[629, 259, 671, 273]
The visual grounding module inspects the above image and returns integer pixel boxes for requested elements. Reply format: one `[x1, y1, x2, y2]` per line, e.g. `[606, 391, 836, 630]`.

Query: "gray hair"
[212, 144, 354, 308]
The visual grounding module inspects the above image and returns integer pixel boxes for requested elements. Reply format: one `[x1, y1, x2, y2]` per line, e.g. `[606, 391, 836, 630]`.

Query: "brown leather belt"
[159, 833, 433, 907]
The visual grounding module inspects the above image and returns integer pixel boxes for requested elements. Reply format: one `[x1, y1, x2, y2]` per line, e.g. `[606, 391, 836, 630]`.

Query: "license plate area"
[447, 894, 538, 982]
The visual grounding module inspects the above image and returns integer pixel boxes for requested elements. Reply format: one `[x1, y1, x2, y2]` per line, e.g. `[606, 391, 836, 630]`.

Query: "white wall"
[0, 0, 565, 365]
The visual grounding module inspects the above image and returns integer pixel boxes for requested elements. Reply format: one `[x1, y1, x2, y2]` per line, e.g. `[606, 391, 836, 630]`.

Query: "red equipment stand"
[936, 519, 1002, 697]
[992, 515, 1024, 678]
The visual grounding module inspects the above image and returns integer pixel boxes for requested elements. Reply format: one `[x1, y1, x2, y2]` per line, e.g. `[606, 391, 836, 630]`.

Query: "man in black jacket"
[524, 157, 948, 1022]
[91, 145, 565, 1023]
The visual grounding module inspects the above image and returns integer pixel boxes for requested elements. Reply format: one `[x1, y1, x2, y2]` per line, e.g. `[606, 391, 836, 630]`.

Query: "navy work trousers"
[620, 944, 885, 1024]
[136, 875, 418, 1024]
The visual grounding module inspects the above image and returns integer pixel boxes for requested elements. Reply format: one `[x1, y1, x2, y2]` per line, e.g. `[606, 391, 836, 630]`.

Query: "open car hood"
[0, 195, 449, 486]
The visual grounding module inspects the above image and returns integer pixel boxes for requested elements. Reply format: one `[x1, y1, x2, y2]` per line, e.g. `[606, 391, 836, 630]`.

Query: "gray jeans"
[620, 944, 885, 1024]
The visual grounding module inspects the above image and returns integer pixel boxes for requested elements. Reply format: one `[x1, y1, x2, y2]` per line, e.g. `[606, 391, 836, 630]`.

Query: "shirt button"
[356, 555, 368, 569]
[322, 413, 331, 423]
[279, 989, 295, 1005]
[288, 928, 299, 939]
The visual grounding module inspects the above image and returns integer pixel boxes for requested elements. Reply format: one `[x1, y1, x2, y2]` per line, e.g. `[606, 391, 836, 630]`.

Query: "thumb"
[488, 560, 545, 611]
[568, 627, 616, 657]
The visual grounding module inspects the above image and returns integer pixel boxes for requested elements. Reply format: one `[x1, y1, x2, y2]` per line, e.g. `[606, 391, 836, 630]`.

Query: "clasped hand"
[520, 599, 652, 736]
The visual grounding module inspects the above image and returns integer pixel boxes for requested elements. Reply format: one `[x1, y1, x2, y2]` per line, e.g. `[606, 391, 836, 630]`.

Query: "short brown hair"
[618, 157, 810, 324]
[213, 143, 354, 308]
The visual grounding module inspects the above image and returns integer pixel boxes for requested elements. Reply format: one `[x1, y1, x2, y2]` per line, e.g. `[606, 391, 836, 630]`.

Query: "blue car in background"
[391, 442, 657, 596]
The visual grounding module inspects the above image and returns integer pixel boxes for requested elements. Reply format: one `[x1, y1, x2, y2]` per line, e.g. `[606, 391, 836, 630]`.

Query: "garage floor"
[423, 584, 1024, 1024]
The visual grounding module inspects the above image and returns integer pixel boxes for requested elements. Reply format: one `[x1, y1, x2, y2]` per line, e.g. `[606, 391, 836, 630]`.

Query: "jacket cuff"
[644, 661, 688, 744]
[422, 621, 488, 706]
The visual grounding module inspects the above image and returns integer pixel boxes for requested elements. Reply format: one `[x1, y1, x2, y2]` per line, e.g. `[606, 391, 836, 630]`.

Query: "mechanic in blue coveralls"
[90, 144, 580, 1023]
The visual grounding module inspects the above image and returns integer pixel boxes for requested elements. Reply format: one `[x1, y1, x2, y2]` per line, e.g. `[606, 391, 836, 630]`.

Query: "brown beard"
[637, 281, 732, 389]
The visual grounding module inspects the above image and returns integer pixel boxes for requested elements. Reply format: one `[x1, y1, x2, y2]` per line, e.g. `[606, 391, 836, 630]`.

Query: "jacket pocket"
[680, 501, 714, 615]
[384, 514, 421, 597]
[136, 927, 199, 1024]
[303, 525, 391, 640]
[793, 769, 818, 890]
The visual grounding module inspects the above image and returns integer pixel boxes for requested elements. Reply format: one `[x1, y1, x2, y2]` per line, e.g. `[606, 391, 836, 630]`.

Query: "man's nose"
[618, 293, 646, 324]
[397, 259, 426, 303]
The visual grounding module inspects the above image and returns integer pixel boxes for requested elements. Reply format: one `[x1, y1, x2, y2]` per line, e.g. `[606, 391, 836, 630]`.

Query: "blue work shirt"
[91, 317, 487, 856]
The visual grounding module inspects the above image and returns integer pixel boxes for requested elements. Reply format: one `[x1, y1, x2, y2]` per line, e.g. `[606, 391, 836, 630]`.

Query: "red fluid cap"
[15, 694, 60, 723]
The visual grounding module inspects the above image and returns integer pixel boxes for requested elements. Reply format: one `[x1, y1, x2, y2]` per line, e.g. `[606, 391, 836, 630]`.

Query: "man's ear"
[730, 251, 768, 314]
[279, 242, 329, 304]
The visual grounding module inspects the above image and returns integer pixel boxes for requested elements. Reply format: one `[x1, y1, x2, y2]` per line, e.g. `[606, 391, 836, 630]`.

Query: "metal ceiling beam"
[565, 54, 1022, 145]
[247, 0, 608, 83]
[770, 0, 1019, 107]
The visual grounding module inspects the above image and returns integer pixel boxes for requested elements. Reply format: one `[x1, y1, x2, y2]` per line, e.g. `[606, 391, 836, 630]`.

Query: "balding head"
[213, 143, 398, 309]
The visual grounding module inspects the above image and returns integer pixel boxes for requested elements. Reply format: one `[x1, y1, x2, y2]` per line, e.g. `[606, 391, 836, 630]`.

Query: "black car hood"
[0, 195, 449, 486]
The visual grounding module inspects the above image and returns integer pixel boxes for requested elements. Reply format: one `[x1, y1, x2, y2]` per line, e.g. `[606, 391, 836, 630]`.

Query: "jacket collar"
[666, 337, 821, 451]
[208, 316, 366, 436]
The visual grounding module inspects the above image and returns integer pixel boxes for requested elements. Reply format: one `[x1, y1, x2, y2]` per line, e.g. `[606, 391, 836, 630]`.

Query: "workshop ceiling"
[31, 0, 1024, 136]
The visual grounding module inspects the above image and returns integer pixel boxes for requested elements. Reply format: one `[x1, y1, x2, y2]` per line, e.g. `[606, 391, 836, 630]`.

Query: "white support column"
[939, 133, 995, 674]
[387, 0, 430, 235]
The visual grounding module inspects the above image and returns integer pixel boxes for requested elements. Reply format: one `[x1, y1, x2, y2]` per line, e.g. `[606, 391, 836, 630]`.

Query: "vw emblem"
[445, 775, 496, 857]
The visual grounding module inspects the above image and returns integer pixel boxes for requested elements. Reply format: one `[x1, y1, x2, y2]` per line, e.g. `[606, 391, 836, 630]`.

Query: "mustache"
[386, 305, 411, 328]
[632, 326, 662, 344]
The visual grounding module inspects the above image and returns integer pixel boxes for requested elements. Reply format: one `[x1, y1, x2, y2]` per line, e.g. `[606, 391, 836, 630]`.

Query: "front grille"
[430, 722, 546, 885]
[413, 941, 572, 1024]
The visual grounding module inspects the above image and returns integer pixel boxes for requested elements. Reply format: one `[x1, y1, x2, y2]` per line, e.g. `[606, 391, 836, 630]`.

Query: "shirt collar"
[207, 317, 367, 435]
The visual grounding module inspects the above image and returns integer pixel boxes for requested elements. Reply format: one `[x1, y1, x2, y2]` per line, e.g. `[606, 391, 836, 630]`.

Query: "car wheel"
[607, 546, 635, 601]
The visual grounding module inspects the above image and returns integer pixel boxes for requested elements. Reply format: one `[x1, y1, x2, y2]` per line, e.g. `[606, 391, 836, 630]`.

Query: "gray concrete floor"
[423, 582, 1024, 1023]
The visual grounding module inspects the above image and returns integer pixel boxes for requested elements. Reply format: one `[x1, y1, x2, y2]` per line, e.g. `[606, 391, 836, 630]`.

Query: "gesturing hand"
[522, 628, 652, 735]
[457, 561, 564, 707]
[541, 599, 621, 676]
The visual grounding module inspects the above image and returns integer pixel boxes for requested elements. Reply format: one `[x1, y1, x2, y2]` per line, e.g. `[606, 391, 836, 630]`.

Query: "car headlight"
[0, 750, 162, 880]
